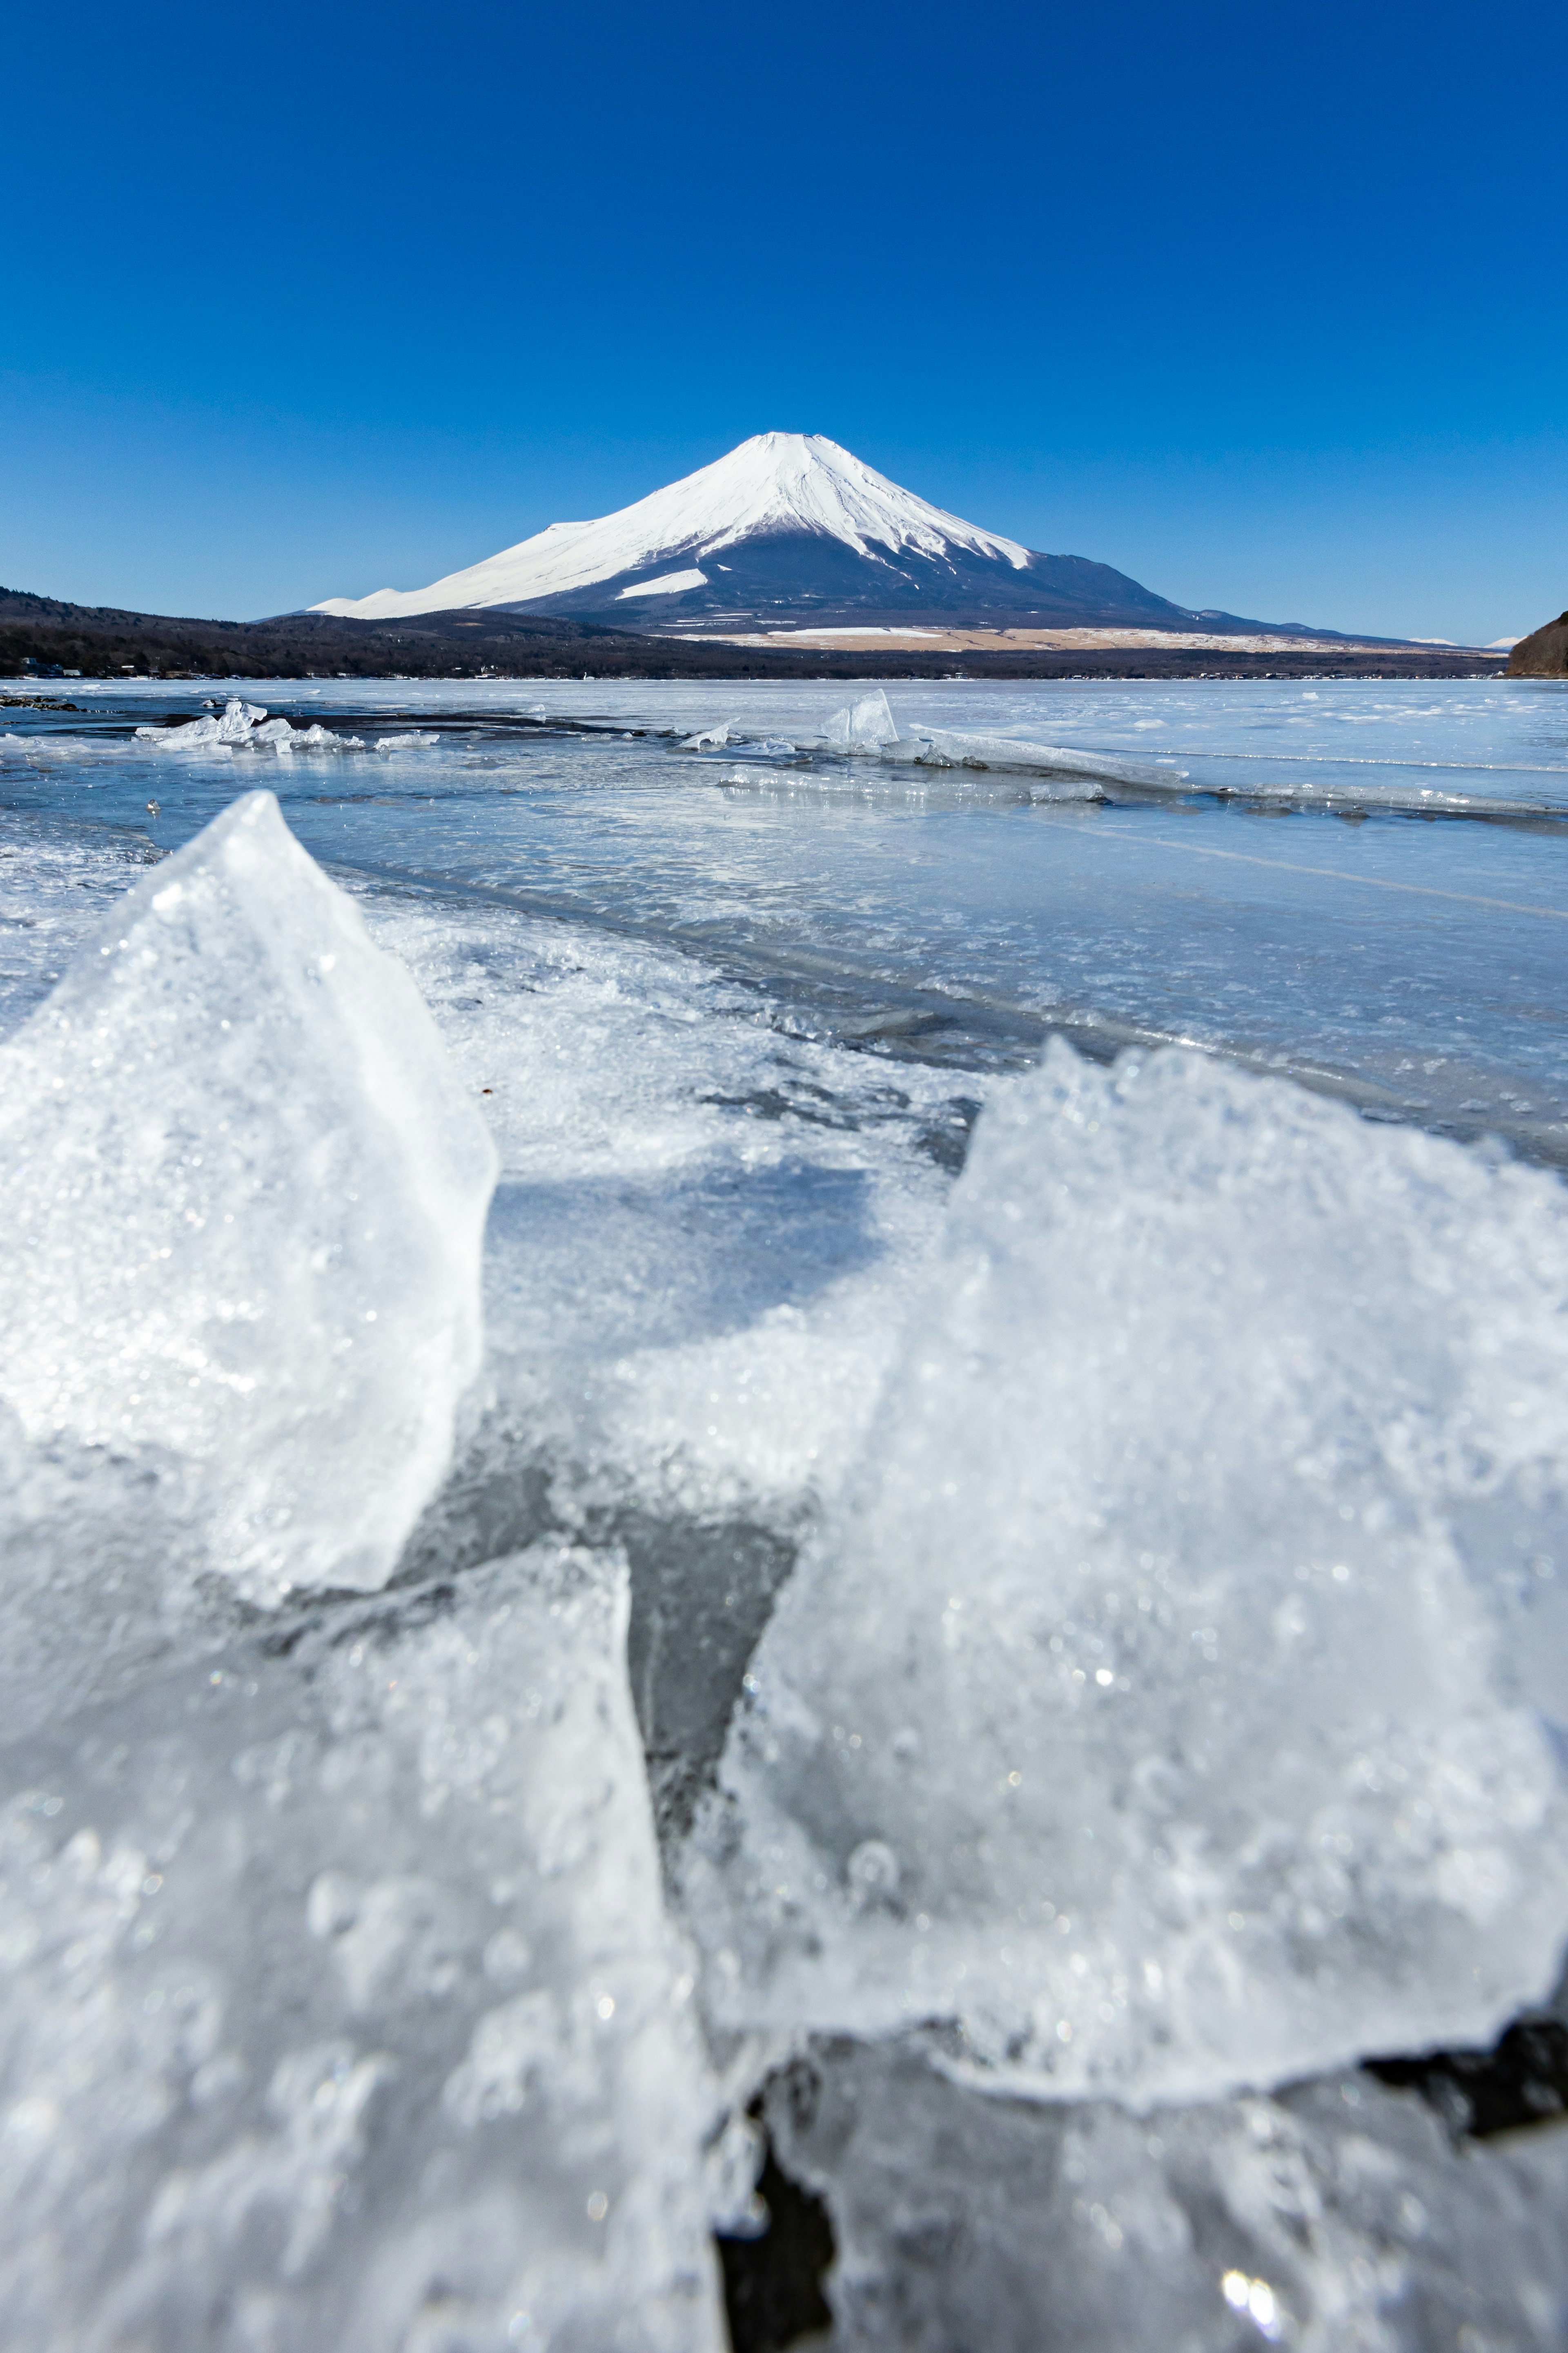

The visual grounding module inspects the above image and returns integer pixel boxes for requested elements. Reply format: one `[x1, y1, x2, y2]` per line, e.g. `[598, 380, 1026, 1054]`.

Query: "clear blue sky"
[4, 0, 1563, 644]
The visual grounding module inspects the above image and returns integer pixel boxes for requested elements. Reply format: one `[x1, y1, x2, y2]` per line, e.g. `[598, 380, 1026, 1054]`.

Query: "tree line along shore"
[0, 585, 1518, 685]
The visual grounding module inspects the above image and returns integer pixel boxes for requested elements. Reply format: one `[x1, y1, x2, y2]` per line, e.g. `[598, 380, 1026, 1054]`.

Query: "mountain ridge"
[308, 433, 1370, 641]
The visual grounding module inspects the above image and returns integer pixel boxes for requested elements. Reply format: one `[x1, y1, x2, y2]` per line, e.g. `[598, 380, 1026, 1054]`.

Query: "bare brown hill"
[1508, 613, 1568, 678]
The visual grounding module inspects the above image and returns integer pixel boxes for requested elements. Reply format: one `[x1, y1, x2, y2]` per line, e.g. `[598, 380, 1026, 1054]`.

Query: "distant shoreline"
[0, 582, 1510, 687]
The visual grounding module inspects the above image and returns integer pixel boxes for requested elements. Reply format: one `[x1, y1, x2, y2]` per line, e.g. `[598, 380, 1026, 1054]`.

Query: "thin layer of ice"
[0, 790, 496, 1609]
[715, 762, 1098, 810]
[688, 1044, 1568, 2103]
[762, 2039, 1568, 2352]
[0, 1543, 724, 2353]
[0, 815, 163, 1039]
[800, 693, 1178, 790]
[898, 725, 1177, 790]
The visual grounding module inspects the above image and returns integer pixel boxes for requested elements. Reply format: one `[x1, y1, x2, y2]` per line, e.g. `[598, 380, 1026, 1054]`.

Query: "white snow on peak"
[310, 433, 1033, 619]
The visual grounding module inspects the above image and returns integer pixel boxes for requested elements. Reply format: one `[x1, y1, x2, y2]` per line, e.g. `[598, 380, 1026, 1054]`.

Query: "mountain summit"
[310, 433, 1289, 635]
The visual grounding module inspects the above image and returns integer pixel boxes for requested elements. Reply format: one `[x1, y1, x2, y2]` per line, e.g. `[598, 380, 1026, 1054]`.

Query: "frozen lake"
[7, 674, 1568, 1159]
[3, 674, 1568, 2350]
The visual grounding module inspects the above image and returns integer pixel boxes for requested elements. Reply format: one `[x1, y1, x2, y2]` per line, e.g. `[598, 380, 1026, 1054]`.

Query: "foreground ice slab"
[688, 1045, 1568, 2103]
[0, 1544, 723, 2353]
[0, 790, 496, 1606]
[763, 2039, 1568, 2352]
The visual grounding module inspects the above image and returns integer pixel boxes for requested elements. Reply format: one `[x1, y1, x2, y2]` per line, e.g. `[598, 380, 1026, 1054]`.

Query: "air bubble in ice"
[848, 1840, 901, 1910]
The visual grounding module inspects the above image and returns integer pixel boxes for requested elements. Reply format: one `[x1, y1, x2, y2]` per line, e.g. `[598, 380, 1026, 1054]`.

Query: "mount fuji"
[310, 433, 1312, 638]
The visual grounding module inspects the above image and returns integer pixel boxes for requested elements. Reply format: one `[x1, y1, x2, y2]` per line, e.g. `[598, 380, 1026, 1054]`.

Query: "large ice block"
[687, 1044, 1568, 2103]
[0, 790, 497, 1605]
[0, 1545, 724, 2353]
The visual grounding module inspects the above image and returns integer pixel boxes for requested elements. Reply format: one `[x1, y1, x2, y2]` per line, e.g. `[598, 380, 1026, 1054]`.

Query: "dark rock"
[1365, 2014, 1568, 2138]
[716, 2119, 835, 2353]
[1507, 611, 1568, 676]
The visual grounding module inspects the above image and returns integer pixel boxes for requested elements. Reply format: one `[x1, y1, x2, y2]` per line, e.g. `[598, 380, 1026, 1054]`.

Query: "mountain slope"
[308, 433, 1313, 636]
[1507, 611, 1568, 677]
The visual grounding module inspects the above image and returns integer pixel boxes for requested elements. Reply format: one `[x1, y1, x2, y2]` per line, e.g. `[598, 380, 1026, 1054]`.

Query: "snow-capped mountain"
[309, 433, 1262, 634]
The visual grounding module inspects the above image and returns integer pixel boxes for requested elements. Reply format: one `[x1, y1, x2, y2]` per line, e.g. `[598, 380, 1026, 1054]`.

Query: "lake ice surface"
[3, 676, 1568, 2348]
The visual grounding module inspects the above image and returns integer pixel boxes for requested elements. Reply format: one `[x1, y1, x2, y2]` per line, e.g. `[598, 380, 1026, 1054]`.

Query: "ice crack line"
[1131, 835, 1568, 921]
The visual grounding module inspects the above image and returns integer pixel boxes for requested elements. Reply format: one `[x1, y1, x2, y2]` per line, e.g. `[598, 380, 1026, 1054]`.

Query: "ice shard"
[0, 789, 497, 1608]
[760, 2039, 1568, 2353]
[821, 689, 900, 750]
[687, 1044, 1568, 2104]
[134, 698, 267, 750]
[0, 1545, 725, 2353]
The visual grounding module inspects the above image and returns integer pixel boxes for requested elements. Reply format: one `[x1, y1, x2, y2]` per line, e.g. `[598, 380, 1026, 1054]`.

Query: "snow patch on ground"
[618, 569, 709, 599]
